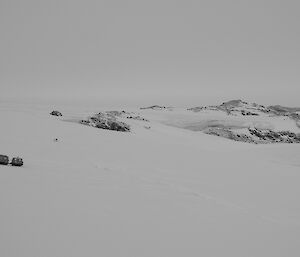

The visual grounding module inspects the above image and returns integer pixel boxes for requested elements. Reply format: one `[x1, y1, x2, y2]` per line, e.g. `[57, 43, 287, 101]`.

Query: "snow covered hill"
[176, 100, 300, 143]
[1, 99, 300, 257]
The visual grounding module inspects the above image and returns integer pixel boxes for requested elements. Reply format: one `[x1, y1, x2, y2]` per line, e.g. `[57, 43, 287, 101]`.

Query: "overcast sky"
[1, 0, 299, 107]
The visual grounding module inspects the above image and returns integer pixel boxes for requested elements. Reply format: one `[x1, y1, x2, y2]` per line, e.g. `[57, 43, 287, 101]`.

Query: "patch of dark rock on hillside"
[204, 127, 300, 144]
[204, 128, 257, 144]
[80, 112, 130, 132]
[50, 110, 62, 116]
[248, 128, 300, 143]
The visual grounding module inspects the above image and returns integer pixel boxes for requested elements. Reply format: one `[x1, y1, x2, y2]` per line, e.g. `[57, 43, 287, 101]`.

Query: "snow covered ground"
[1, 100, 300, 257]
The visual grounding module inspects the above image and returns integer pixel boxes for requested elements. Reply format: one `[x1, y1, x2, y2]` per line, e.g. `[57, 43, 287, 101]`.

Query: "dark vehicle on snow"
[0, 155, 9, 165]
[11, 157, 23, 167]
[50, 110, 62, 116]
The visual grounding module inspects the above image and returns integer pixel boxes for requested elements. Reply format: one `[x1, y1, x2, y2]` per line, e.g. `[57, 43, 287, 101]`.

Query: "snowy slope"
[1, 100, 300, 257]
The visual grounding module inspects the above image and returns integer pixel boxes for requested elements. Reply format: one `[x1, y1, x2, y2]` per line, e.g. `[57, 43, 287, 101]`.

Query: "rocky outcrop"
[248, 128, 300, 143]
[204, 128, 256, 143]
[50, 110, 62, 116]
[79, 109, 151, 132]
[204, 127, 300, 144]
[80, 112, 130, 132]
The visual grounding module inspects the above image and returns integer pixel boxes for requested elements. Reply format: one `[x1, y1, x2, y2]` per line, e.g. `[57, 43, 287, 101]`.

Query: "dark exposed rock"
[80, 112, 130, 132]
[204, 128, 256, 143]
[248, 128, 300, 143]
[204, 127, 300, 144]
[50, 110, 62, 116]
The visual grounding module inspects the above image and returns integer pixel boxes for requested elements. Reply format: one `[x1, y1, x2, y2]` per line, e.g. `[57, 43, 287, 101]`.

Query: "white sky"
[1, 0, 299, 107]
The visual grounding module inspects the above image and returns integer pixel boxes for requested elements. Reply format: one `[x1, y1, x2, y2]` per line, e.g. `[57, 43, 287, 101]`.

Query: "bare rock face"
[248, 128, 300, 143]
[50, 110, 62, 116]
[204, 128, 256, 144]
[204, 127, 300, 144]
[80, 112, 130, 132]
[79, 110, 149, 132]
